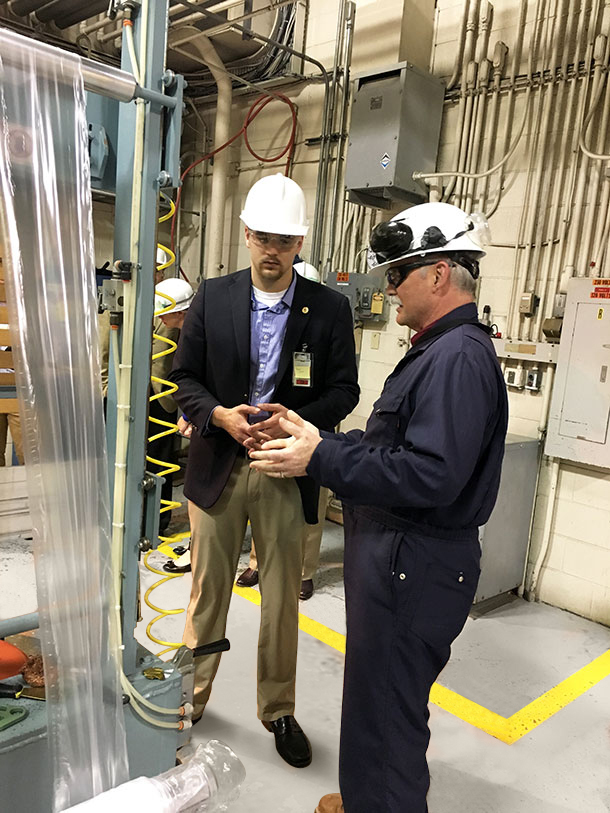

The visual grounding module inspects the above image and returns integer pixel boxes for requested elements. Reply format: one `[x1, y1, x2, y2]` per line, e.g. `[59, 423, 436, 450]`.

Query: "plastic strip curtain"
[0, 27, 129, 810]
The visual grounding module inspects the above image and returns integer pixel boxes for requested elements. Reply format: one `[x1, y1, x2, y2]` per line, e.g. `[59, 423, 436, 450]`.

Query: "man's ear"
[244, 226, 251, 247]
[433, 259, 452, 288]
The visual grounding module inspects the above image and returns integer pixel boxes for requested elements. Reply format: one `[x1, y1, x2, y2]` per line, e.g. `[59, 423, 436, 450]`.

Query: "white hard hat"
[368, 202, 490, 277]
[294, 260, 320, 282]
[240, 173, 309, 236]
[155, 277, 194, 315]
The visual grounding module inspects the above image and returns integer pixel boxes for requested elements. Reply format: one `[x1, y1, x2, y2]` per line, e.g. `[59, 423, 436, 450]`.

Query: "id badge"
[293, 351, 313, 387]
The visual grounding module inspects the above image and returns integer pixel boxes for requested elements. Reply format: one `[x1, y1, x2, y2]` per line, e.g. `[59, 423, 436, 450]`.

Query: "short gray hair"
[449, 260, 477, 296]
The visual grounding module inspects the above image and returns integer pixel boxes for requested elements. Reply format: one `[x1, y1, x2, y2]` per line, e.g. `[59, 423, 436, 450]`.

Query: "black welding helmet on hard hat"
[368, 202, 490, 281]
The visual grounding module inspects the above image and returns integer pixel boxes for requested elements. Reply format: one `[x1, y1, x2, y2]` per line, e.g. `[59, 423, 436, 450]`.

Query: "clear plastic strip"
[0, 27, 129, 810]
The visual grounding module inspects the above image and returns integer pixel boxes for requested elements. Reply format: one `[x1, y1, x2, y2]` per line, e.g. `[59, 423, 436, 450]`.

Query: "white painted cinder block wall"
[90, 0, 610, 625]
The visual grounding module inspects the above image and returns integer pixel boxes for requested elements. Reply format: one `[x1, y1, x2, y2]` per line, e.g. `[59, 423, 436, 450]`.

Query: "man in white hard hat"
[149, 277, 195, 534]
[249, 202, 509, 811]
[236, 253, 326, 600]
[169, 173, 359, 769]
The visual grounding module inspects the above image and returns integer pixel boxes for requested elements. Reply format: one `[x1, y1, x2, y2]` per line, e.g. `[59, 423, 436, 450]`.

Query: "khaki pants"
[250, 487, 329, 580]
[184, 457, 303, 721]
[0, 413, 24, 466]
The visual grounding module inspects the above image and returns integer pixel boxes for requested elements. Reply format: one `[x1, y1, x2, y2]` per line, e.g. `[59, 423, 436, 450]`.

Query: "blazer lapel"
[229, 269, 252, 392]
[275, 274, 311, 389]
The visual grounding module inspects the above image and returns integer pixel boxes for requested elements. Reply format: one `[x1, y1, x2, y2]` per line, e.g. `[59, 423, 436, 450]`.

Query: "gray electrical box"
[325, 270, 389, 323]
[545, 277, 610, 467]
[475, 435, 540, 603]
[345, 62, 445, 209]
[86, 91, 119, 193]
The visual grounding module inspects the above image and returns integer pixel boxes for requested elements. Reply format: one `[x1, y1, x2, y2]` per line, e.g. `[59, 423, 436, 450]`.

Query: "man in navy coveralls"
[250, 201, 509, 813]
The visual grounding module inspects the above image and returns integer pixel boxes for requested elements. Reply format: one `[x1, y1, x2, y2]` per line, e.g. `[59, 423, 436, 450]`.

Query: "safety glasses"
[249, 230, 300, 250]
[385, 261, 427, 290]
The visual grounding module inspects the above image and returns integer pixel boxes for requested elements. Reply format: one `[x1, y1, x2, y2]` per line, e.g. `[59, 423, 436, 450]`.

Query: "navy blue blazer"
[168, 267, 359, 522]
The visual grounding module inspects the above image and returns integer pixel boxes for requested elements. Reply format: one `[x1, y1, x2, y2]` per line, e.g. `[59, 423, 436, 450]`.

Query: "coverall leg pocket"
[409, 538, 481, 649]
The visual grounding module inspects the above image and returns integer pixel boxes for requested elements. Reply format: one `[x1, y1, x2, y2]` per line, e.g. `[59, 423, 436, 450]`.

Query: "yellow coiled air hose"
[143, 192, 190, 656]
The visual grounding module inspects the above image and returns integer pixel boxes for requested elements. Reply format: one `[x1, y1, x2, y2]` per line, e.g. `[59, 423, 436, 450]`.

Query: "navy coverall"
[308, 303, 509, 813]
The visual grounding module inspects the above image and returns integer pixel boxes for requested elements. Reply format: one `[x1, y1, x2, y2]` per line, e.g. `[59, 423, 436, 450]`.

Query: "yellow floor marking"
[233, 585, 610, 744]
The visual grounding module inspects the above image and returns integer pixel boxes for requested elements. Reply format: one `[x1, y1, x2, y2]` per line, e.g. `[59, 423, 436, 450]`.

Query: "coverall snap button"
[458, 574, 464, 583]
[399, 573, 406, 580]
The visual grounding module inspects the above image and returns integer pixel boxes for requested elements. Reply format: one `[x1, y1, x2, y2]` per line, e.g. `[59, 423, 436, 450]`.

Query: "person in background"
[168, 173, 359, 769]
[236, 255, 327, 600]
[249, 202, 509, 813]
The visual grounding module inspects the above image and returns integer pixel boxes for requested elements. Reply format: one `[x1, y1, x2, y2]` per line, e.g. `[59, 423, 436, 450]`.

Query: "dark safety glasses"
[385, 261, 428, 289]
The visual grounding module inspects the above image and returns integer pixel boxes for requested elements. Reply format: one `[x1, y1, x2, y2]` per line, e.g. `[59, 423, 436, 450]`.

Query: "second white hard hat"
[240, 173, 309, 236]
[368, 202, 490, 275]
[155, 277, 194, 315]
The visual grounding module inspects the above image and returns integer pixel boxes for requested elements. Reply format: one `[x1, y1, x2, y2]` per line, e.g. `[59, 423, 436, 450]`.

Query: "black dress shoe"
[162, 560, 191, 574]
[262, 715, 312, 768]
[236, 567, 259, 587]
[299, 579, 314, 600]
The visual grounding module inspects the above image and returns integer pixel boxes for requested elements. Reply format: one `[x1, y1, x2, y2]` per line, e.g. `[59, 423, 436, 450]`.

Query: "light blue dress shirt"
[248, 272, 297, 422]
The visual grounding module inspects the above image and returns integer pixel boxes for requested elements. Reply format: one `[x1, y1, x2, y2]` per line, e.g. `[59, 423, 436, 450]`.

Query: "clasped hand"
[248, 410, 321, 478]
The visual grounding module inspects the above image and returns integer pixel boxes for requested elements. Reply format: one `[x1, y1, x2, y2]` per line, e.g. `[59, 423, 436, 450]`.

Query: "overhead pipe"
[168, 0, 297, 47]
[177, 34, 232, 278]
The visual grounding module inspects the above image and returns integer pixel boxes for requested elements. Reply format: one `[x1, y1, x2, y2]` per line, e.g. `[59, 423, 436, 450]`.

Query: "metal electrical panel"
[545, 277, 610, 467]
[325, 270, 389, 323]
[345, 62, 445, 209]
[475, 435, 540, 604]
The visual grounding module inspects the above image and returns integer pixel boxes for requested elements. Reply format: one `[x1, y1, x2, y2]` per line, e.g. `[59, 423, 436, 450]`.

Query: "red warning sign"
[591, 291, 610, 299]
[336, 271, 349, 284]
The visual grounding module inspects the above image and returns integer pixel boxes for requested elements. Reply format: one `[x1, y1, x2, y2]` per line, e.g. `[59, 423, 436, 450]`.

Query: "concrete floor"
[3, 513, 610, 812]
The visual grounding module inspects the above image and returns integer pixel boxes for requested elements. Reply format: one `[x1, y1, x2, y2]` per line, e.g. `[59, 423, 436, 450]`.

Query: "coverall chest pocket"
[370, 390, 405, 448]
[401, 541, 481, 649]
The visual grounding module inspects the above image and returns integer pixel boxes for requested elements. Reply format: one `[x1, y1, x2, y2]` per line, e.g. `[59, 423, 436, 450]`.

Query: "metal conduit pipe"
[529, 0, 574, 341]
[326, 0, 356, 273]
[484, 0, 528, 217]
[447, 0, 471, 90]
[505, 0, 551, 338]
[168, 0, 296, 46]
[445, 0, 480, 203]
[522, 0, 564, 341]
[463, 1, 493, 212]
[515, 0, 556, 294]
[533, 0, 592, 332]
[557, 0, 604, 291]
[476, 41, 508, 211]
[82, 11, 123, 36]
[180, 34, 232, 278]
[578, 33, 610, 272]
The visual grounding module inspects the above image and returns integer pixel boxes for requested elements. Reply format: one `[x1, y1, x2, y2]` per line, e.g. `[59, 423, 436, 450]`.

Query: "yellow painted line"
[232, 585, 610, 744]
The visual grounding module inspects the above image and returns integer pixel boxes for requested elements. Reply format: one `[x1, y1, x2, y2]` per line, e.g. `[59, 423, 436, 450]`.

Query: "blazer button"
[399, 573, 406, 580]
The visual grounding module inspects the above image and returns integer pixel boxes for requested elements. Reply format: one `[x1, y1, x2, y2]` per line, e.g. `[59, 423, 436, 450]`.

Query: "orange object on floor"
[0, 640, 28, 679]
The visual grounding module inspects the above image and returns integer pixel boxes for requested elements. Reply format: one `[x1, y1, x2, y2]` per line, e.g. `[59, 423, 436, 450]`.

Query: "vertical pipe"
[185, 36, 232, 278]
[327, 0, 356, 273]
